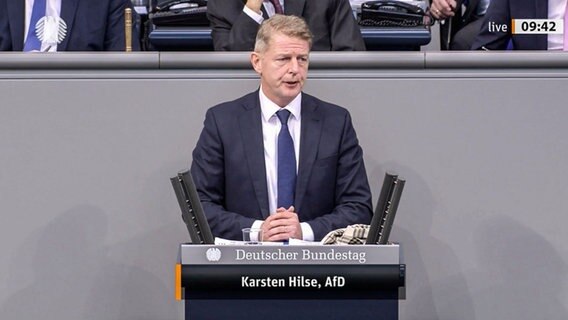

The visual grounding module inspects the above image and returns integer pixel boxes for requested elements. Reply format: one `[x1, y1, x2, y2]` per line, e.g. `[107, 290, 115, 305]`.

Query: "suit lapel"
[284, 0, 306, 16]
[59, 0, 80, 51]
[7, 0, 24, 50]
[239, 92, 270, 218]
[294, 95, 322, 214]
[462, 0, 479, 21]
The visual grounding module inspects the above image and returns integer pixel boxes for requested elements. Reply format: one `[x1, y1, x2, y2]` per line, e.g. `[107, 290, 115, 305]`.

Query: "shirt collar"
[259, 86, 302, 122]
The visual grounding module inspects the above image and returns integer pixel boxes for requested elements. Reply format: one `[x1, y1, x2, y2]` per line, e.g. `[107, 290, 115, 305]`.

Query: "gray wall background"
[1, 52, 567, 320]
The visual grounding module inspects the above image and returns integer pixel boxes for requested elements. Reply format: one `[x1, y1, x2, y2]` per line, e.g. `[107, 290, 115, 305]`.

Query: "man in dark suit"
[207, 0, 366, 51]
[430, 0, 490, 50]
[472, 0, 565, 50]
[191, 15, 372, 241]
[0, 0, 140, 51]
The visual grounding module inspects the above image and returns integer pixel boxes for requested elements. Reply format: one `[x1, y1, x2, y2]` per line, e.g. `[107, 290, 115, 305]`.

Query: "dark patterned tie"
[24, 0, 46, 51]
[276, 109, 296, 208]
[269, 0, 284, 14]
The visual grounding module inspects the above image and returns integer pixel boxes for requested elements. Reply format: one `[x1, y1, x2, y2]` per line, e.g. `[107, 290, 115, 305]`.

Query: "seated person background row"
[472, 0, 568, 50]
[0, 0, 140, 51]
[206, 0, 366, 51]
[430, 0, 490, 50]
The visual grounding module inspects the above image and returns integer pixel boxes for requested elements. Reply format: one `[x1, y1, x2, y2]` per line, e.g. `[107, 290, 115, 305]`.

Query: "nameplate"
[180, 244, 400, 265]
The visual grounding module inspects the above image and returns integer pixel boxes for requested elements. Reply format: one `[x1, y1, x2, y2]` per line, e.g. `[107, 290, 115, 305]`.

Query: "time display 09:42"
[512, 19, 564, 34]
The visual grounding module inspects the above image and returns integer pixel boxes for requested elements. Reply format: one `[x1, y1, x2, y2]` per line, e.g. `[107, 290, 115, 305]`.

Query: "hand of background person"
[245, 0, 264, 14]
[261, 206, 303, 241]
[430, 0, 457, 20]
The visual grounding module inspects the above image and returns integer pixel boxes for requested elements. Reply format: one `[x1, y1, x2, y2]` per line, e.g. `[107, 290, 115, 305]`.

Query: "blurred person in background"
[472, 0, 568, 50]
[207, 0, 366, 51]
[430, 0, 491, 49]
[0, 0, 140, 51]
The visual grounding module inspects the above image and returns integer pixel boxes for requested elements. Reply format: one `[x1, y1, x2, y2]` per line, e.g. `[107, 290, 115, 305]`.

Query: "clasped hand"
[261, 206, 303, 241]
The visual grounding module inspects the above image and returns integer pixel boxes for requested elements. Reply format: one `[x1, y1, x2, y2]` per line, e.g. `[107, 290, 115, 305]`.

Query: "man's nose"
[288, 58, 299, 73]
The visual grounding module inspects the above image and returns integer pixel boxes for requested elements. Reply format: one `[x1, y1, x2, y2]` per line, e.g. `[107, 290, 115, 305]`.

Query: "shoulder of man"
[207, 91, 259, 115]
[302, 92, 350, 116]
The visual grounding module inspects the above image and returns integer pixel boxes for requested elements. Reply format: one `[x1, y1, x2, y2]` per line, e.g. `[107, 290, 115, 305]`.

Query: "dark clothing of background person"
[432, 0, 489, 50]
[472, 0, 550, 50]
[206, 0, 366, 51]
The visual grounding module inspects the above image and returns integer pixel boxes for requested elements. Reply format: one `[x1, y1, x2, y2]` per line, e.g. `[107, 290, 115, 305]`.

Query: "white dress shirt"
[243, 0, 285, 24]
[25, 0, 61, 52]
[548, 0, 567, 50]
[250, 87, 315, 241]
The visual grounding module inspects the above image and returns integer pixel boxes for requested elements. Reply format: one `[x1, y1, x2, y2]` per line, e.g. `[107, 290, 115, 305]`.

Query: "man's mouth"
[283, 80, 299, 86]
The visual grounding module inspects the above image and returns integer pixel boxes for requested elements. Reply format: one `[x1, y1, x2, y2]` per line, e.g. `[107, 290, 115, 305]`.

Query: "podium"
[176, 244, 405, 320]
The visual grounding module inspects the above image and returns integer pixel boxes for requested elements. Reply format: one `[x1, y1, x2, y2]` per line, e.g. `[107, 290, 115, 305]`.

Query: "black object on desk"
[361, 26, 430, 50]
[170, 169, 215, 244]
[148, 26, 430, 51]
[148, 26, 213, 51]
[366, 172, 405, 245]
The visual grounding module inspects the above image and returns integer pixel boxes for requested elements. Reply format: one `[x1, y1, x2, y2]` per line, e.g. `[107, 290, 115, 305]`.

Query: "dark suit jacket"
[0, 0, 140, 51]
[207, 0, 366, 51]
[472, 0, 548, 50]
[190, 91, 373, 241]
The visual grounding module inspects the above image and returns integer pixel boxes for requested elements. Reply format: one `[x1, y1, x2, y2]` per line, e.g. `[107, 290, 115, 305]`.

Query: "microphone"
[125, 8, 133, 52]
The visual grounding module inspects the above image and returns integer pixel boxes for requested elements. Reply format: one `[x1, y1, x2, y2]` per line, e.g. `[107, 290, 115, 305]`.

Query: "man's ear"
[250, 52, 262, 74]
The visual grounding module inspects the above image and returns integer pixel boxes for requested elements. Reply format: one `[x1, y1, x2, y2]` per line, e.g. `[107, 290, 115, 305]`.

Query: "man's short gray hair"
[254, 14, 313, 53]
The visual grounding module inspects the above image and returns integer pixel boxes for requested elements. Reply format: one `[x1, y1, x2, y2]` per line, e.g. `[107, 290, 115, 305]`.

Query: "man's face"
[250, 32, 310, 107]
